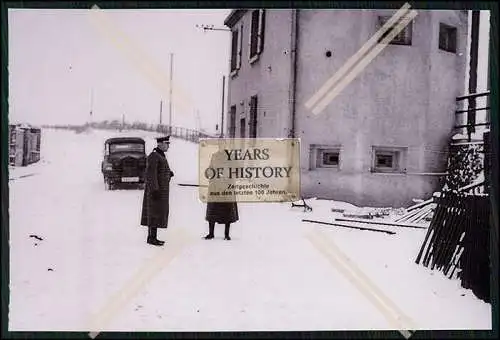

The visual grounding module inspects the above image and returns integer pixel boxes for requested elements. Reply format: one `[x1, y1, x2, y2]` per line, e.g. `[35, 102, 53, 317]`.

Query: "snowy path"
[8, 128, 491, 332]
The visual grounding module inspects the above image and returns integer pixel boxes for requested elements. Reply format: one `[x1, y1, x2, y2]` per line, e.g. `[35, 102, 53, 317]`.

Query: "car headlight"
[104, 164, 113, 170]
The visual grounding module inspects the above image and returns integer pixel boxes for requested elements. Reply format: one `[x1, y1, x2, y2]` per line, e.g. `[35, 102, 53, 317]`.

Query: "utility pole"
[89, 87, 94, 125]
[196, 109, 201, 131]
[168, 53, 174, 135]
[220, 75, 226, 137]
[195, 23, 231, 138]
[467, 10, 480, 141]
[485, 12, 491, 125]
[159, 99, 163, 125]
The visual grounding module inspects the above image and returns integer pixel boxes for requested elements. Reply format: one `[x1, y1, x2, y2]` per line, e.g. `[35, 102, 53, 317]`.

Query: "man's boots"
[147, 227, 164, 246]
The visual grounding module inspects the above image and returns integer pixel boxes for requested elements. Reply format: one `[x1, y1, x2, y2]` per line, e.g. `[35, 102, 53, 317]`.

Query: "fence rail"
[455, 91, 490, 141]
[44, 122, 218, 144]
[153, 124, 217, 143]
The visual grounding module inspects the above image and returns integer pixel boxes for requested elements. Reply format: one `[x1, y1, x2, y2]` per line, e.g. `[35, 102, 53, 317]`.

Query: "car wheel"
[104, 179, 113, 191]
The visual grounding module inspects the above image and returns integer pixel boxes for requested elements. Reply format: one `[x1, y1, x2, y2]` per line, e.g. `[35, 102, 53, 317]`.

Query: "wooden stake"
[334, 217, 427, 229]
[406, 197, 434, 212]
[406, 204, 434, 223]
[302, 219, 396, 235]
[395, 207, 424, 223]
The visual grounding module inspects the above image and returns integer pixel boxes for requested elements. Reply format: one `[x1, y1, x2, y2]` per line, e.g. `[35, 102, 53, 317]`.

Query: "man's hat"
[156, 135, 170, 143]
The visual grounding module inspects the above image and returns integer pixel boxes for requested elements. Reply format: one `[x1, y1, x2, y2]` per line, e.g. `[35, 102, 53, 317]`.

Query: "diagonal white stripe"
[305, 3, 412, 110]
[87, 228, 195, 338]
[306, 229, 417, 338]
[311, 10, 418, 115]
[88, 5, 194, 120]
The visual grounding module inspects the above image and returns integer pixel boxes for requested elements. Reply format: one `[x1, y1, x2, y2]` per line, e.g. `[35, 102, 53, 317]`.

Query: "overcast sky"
[8, 8, 231, 133]
[8, 9, 491, 132]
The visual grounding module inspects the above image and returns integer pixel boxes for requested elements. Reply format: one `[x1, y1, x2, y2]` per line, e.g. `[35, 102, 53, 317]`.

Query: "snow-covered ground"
[8, 128, 492, 332]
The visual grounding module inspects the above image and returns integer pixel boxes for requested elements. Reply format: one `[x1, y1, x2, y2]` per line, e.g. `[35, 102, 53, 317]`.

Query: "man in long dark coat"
[140, 136, 174, 246]
[204, 142, 239, 240]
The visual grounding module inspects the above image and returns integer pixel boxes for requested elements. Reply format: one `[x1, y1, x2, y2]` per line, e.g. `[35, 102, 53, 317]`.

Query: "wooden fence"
[153, 124, 216, 143]
[46, 123, 217, 144]
[415, 190, 490, 303]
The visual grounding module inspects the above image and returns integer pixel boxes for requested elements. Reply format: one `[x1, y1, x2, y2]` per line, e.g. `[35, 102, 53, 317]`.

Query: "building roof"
[224, 9, 247, 28]
[105, 137, 145, 144]
[10, 123, 34, 129]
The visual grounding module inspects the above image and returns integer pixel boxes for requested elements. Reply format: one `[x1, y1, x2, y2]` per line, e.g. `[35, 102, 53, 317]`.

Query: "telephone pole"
[467, 10, 480, 140]
[159, 99, 163, 125]
[168, 53, 174, 135]
[195, 24, 231, 137]
[220, 75, 226, 137]
[89, 87, 94, 125]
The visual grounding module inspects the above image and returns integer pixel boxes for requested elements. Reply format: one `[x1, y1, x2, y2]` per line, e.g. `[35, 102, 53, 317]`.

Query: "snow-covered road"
[8, 128, 492, 332]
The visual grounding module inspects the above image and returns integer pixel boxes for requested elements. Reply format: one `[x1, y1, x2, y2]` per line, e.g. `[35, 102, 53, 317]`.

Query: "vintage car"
[101, 137, 147, 190]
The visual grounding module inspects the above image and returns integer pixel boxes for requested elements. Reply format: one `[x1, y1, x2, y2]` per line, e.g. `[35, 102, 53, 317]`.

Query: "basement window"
[371, 146, 407, 173]
[377, 15, 413, 46]
[439, 23, 457, 53]
[310, 145, 341, 170]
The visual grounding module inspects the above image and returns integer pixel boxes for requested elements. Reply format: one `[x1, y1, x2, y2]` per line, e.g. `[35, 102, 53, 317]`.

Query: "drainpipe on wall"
[288, 9, 299, 139]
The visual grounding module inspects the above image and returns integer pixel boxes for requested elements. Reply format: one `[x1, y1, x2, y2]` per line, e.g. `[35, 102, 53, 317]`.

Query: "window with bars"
[377, 15, 413, 46]
[249, 9, 266, 61]
[371, 146, 407, 173]
[439, 23, 457, 53]
[310, 145, 342, 170]
[249, 95, 258, 138]
[321, 151, 340, 167]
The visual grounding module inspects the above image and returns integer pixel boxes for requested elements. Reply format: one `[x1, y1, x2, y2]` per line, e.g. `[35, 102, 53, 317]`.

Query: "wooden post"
[302, 219, 396, 235]
[422, 192, 452, 267]
[168, 53, 174, 135]
[89, 87, 94, 124]
[432, 194, 465, 271]
[220, 75, 226, 137]
[159, 100, 163, 125]
[483, 131, 490, 194]
[334, 217, 427, 229]
[467, 11, 480, 140]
